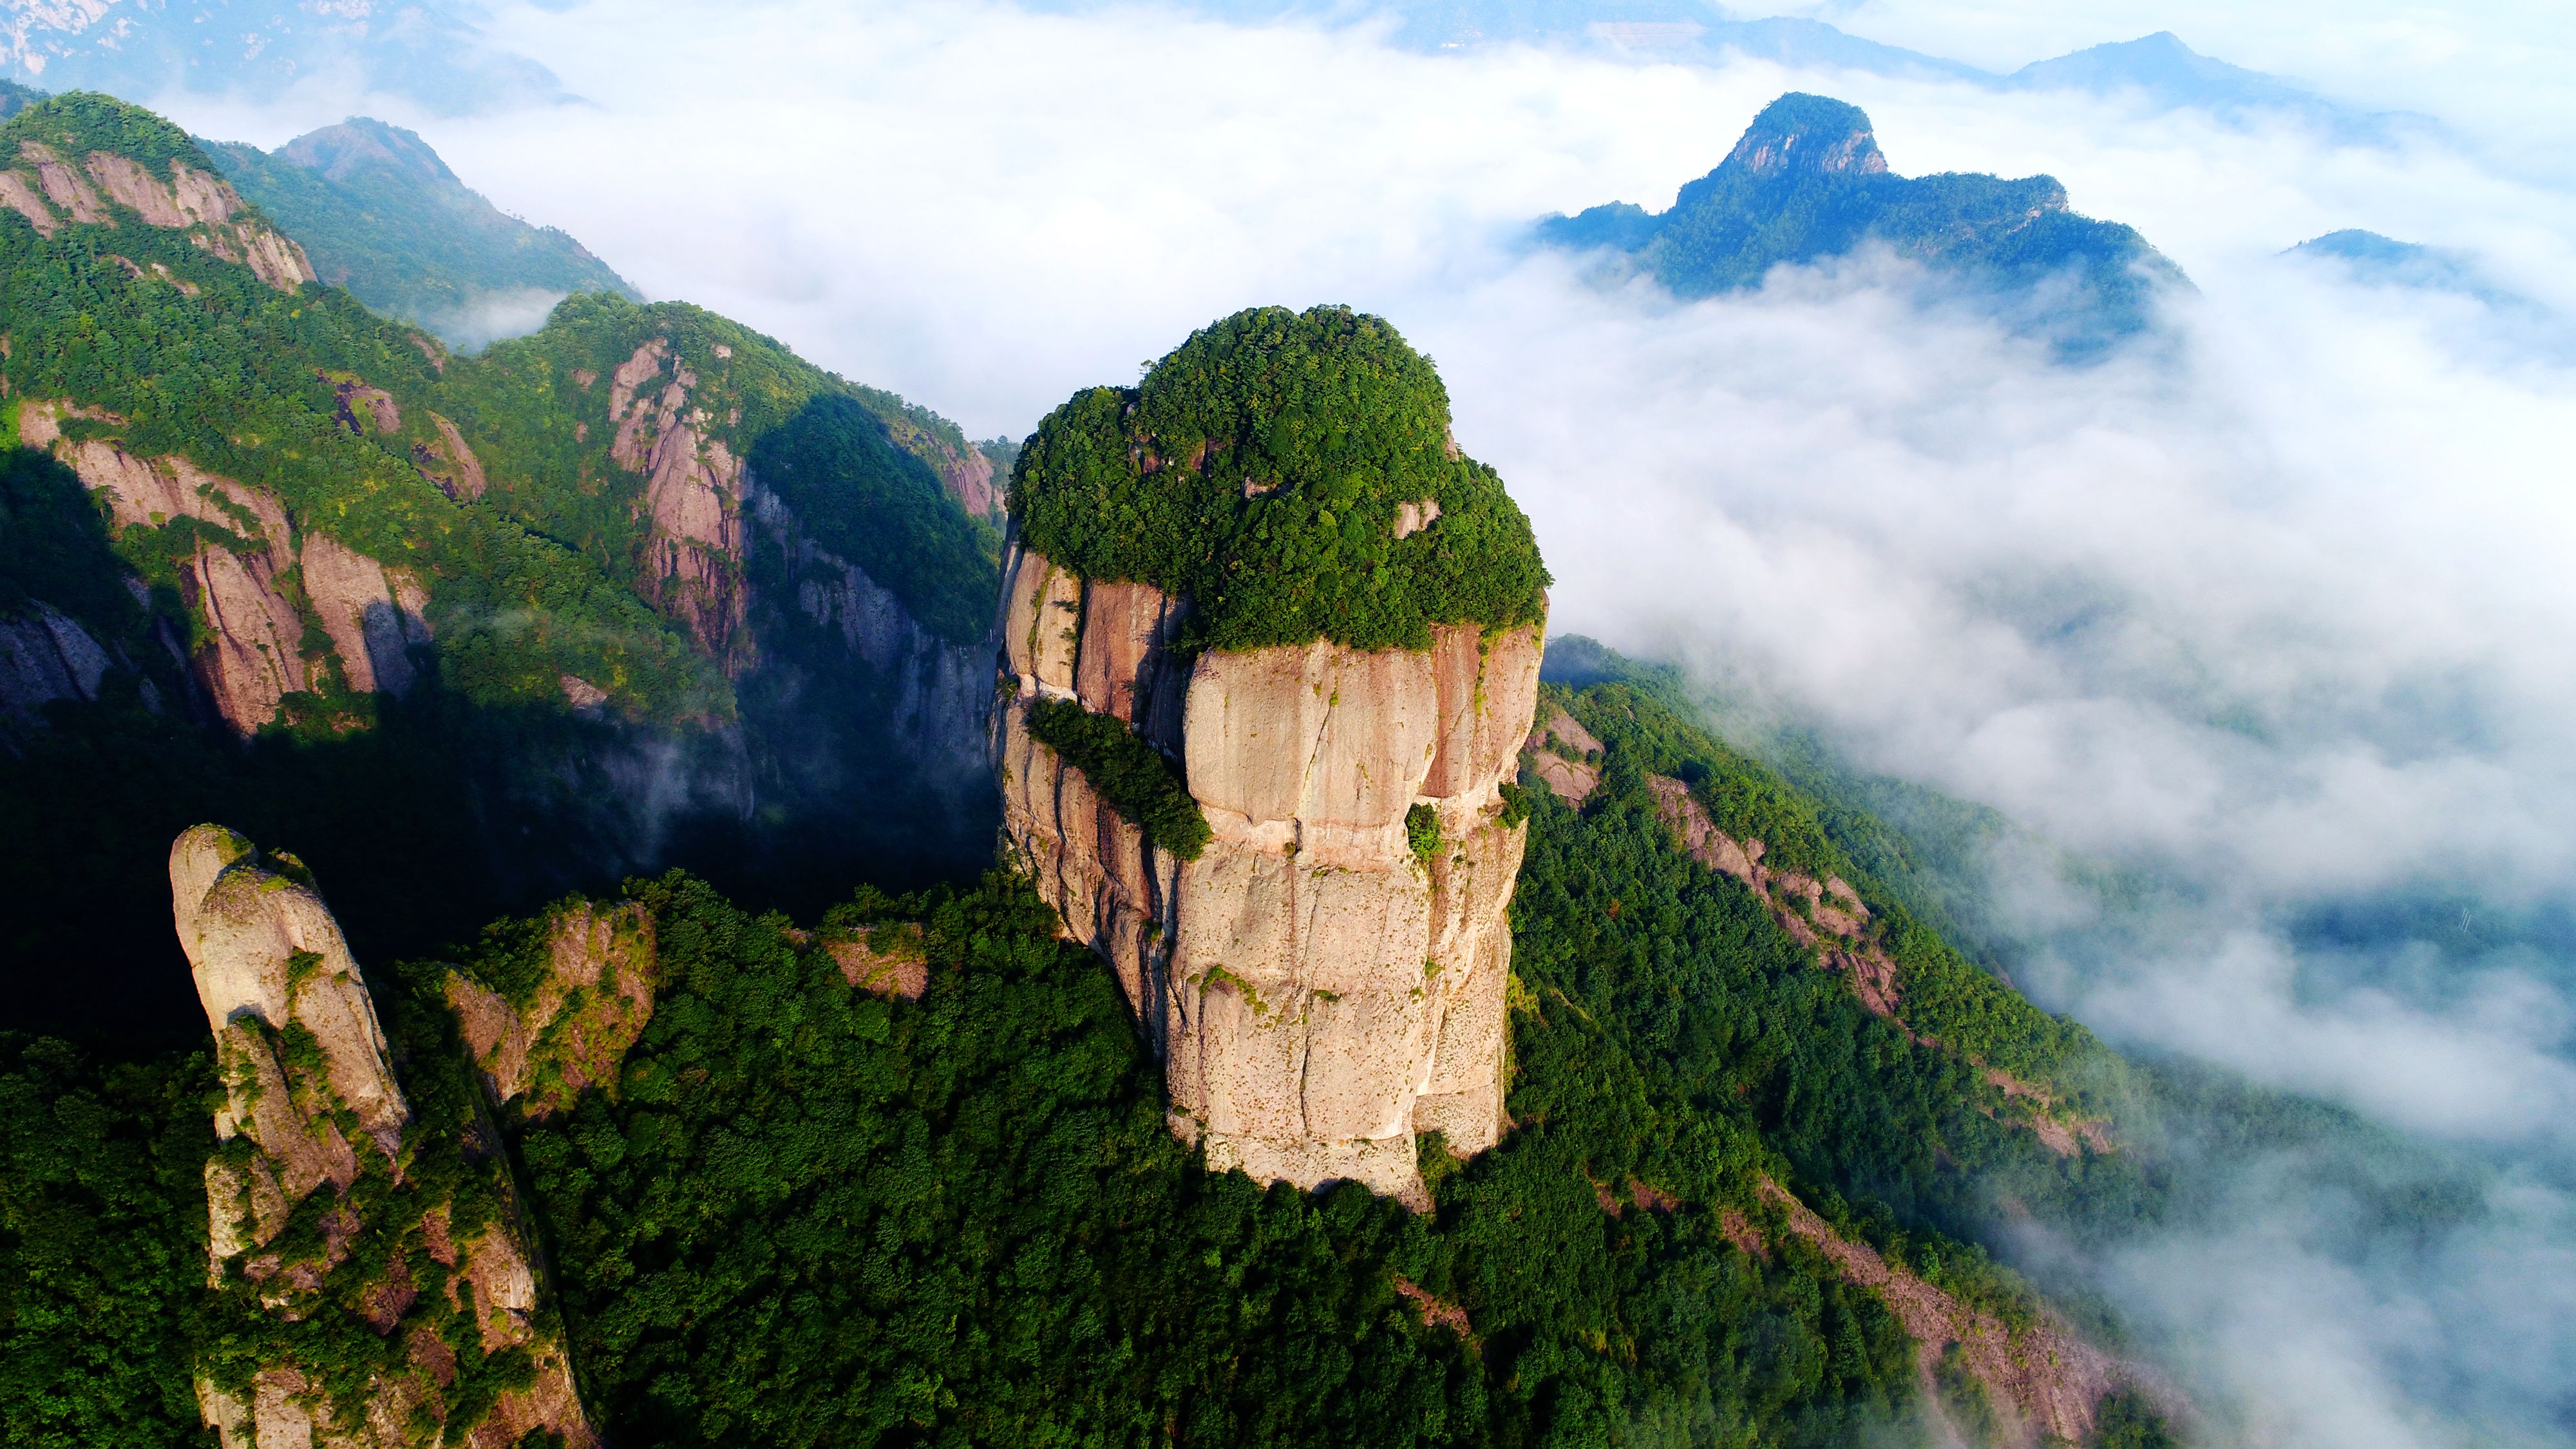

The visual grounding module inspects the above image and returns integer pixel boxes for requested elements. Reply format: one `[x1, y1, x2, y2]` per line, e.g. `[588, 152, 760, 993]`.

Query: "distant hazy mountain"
[2286, 229, 2570, 357]
[1540, 92, 2185, 350]
[2287, 229, 2489, 294]
[0, 0, 561, 115]
[1122, 5, 2418, 139]
[204, 117, 637, 350]
[0, 77, 36, 120]
[1998, 32, 2425, 142]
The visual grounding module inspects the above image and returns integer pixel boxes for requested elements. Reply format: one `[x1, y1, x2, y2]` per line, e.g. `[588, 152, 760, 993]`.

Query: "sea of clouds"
[152, 2, 2576, 1441]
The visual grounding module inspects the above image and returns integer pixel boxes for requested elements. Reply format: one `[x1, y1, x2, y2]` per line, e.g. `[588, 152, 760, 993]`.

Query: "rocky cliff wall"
[993, 540, 1544, 1205]
[17, 399, 430, 733]
[605, 337, 744, 659]
[172, 826, 594, 1449]
[1, 138, 314, 289]
[746, 477, 990, 790]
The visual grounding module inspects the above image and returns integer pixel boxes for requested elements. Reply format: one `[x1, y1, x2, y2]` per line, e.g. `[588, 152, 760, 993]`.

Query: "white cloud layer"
[139, 2, 2576, 1440]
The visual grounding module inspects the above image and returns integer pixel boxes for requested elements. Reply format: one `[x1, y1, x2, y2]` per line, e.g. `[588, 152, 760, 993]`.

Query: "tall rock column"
[990, 305, 1553, 1206]
[995, 552, 1542, 1204]
[173, 826, 594, 1449]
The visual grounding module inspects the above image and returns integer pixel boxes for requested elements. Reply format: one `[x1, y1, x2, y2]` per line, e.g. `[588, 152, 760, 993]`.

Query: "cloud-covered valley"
[145, 2, 2576, 1440]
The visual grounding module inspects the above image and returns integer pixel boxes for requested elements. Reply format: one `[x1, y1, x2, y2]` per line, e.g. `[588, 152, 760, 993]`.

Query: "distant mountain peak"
[275, 117, 460, 188]
[1722, 93, 1888, 178]
[1537, 90, 2183, 355]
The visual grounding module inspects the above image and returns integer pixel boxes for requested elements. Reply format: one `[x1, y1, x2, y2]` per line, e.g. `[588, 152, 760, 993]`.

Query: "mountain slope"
[0, 92, 1005, 1048]
[1539, 92, 2186, 349]
[205, 118, 639, 350]
[3, 625, 2198, 1446]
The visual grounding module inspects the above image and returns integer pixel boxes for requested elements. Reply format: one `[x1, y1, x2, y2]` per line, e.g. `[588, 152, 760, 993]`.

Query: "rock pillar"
[992, 543, 1544, 1204]
[171, 825, 594, 1449]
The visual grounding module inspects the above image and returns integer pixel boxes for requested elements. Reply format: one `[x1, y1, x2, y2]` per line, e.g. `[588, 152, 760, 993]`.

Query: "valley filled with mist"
[3, 4, 2571, 1448]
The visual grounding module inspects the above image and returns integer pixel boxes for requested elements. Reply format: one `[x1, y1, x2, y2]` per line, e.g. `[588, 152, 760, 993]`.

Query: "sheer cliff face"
[17, 398, 432, 734]
[994, 542, 1544, 1204]
[171, 826, 594, 1449]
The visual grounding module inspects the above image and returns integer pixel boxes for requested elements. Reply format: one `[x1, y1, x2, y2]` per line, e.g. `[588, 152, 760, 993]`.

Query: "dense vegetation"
[204, 117, 638, 348]
[1026, 696, 1211, 859]
[0, 93, 1003, 1045]
[510, 870, 1922, 1447]
[1539, 93, 2184, 348]
[1538, 649, 2098, 1098]
[0, 1036, 214, 1448]
[0, 661, 2244, 1446]
[1012, 305, 1549, 652]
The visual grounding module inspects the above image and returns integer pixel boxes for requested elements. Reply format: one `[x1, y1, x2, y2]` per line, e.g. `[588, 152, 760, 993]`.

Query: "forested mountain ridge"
[1540, 92, 2186, 348]
[1, 645, 2188, 1446]
[204, 117, 642, 351]
[0, 91, 1005, 1047]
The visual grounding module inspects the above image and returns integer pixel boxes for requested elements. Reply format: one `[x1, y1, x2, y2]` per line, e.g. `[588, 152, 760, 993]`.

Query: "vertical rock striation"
[991, 307, 1551, 1206]
[994, 547, 1542, 1204]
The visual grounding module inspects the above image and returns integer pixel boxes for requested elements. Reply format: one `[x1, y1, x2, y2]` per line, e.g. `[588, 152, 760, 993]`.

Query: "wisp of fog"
[149, 1, 2576, 1441]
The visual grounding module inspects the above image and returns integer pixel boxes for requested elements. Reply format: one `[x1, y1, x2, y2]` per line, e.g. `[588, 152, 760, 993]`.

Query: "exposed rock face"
[993, 541, 1545, 1204]
[299, 533, 430, 697]
[931, 438, 1000, 519]
[0, 601, 112, 724]
[17, 399, 428, 729]
[826, 920, 930, 1000]
[171, 826, 596, 1449]
[1, 140, 314, 290]
[747, 478, 990, 787]
[444, 901, 656, 1119]
[1524, 706, 1602, 804]
[609, 337, 743, 656]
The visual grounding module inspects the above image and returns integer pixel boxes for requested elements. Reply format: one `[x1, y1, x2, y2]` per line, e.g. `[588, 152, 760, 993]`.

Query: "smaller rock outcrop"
[1523, 706, 1602, 804]
[0, 601, 113, 726]
[17, 399, 429, 730]
[173, 826, 595, 1449]
[609, 337, 743, 656]
[0, 133, 314, 289]
[444, 901, 657, 1119]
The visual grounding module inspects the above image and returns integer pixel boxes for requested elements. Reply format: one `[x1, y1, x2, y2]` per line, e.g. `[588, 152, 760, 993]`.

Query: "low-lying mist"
[145, 1, 2576, 1440]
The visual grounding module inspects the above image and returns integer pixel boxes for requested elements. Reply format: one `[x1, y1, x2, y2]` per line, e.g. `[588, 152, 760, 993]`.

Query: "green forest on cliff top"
[5, 658, 2228, 1448]
[1014, 305, 1551, 653]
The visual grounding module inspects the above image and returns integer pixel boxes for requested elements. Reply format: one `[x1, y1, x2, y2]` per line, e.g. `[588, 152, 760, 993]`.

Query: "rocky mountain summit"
[994, 306, 1551, 1204]
[1539, 91, 2185, 348]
